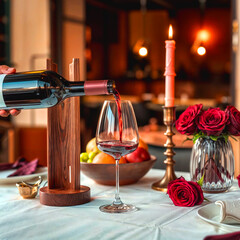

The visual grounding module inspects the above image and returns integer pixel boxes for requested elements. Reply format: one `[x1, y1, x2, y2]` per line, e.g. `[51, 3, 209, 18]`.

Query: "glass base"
[201, 181, 232, 193]
[99, 203, 138, 213]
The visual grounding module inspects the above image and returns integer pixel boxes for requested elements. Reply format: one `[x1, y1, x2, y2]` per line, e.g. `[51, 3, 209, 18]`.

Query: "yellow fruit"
[92, 152, 126, 164]
[139, 138, 148, 151]
[80, 152, 89, 162]
[89, 151, 98, 161]
[86, 138, 100, 153]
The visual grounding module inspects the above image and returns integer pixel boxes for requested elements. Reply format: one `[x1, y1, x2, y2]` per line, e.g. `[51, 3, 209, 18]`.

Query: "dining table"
[0, 168, 239, 240]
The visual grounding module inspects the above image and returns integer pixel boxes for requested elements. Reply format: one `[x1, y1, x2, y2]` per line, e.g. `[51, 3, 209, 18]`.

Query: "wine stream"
[113, 89, 123, 143]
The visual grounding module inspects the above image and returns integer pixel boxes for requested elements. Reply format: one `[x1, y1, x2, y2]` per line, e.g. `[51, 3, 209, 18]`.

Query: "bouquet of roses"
[175, 104, 240, 142]
[166, 105, 240, 206]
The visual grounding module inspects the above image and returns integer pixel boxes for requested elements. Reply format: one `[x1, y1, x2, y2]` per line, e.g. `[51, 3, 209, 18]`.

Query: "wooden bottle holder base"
[39, 58, 91, 206]
[40, 186, 90, 206]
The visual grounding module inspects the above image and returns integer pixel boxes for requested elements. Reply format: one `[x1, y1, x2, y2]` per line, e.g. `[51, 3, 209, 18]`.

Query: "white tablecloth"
[0, 169, 239, 240]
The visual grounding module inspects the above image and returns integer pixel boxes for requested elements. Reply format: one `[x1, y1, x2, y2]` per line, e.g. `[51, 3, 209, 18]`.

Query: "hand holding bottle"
[0, 65, 20, 117]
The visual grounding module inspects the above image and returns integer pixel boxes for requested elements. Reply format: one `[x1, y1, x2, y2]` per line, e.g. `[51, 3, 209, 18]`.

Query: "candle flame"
[168, 25, 173, 39]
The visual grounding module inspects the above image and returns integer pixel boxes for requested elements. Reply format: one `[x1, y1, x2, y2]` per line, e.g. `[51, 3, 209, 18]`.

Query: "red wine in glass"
[96, 98, 139, 213]
[97, 140, 138, 159]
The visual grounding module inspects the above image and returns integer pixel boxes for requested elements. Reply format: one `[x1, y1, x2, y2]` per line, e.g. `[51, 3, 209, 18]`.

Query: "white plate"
[197, 203, 240, 230]
[0, 167, 47, 184]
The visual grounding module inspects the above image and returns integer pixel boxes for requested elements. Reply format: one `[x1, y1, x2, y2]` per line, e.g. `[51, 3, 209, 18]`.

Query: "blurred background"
[0, 0, 239, 171]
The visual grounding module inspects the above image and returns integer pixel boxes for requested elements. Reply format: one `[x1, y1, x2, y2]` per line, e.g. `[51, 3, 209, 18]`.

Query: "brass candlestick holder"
[152, 106, 177, 192]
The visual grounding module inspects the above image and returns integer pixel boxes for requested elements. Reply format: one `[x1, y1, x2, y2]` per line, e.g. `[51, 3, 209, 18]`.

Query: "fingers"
[0, 65, 16, 74]
[0, 66, 19, 117]
[0, 66, 18, 117]
[0, 65, 8, 74]
[0, 109, 21, 117]
[6, 67, 16, 74]
[4, 67, 16, 74]
[0, 110, 10, 117]
[9, 109, 21, 116]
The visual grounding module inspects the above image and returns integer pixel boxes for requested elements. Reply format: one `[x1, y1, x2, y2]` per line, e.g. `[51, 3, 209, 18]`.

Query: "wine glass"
[96, 100, 139, 213]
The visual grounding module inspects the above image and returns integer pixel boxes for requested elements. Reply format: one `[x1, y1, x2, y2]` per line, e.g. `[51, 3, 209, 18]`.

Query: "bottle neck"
[64, 80, 115, 98]
[64, 81, 85, 98]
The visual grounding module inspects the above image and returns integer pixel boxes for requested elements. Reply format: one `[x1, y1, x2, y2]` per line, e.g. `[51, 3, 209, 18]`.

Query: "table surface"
[139, 129, 193, 148]
[0, 169, 239, 240]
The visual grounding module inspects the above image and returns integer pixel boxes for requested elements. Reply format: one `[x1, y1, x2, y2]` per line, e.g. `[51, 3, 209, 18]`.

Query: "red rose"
[196, 108, 228, 136]
[175, 104, 203, 135]
[225, 106, 240, 136]
[237, 175, 240, 188]
[167, 177, 204, 207]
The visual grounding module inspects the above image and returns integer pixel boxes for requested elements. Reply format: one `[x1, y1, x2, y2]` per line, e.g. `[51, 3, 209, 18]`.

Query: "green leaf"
[192, 136, 198, 144]
[205, 134, 229, 142]
[223, 134, 229, 143]
[210, 135, 218, 141]
[197, 173, 210, 202]
[204, 197, 211, 202]
[197, 172, 205, 187]
[192, 131, 205, 143]
[182, 137, 193, 144]
[193, 134, 200, 143]
[230, 135, 238, 142]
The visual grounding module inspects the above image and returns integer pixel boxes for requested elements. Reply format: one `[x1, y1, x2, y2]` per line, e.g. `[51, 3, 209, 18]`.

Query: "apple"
[125, 147, 151, 163]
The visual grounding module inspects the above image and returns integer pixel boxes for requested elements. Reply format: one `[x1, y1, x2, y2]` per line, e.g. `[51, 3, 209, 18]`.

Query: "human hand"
[0, 65, 16, 74]
[0, 65, 20, 117]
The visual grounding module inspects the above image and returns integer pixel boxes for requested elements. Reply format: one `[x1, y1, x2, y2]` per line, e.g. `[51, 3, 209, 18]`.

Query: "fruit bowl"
[81, 155, 156, 186]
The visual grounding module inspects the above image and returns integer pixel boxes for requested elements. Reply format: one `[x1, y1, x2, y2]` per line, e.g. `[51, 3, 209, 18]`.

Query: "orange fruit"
[139, 138, 148, 151]
[119, 157, 127, 164]
[92, 152, 126, 164]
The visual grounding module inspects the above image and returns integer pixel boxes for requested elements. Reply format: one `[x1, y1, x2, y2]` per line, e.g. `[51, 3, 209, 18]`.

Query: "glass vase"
[190, 137, 234, 193]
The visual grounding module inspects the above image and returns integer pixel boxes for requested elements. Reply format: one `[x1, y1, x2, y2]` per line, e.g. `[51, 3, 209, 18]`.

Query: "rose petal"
[226, 106, 240, 136]
[237, 175, 240, 188]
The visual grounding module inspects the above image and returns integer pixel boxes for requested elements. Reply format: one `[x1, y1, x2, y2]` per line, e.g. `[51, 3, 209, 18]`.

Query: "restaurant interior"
[0, 0, 239, 173]
[2, 1, 240, 238]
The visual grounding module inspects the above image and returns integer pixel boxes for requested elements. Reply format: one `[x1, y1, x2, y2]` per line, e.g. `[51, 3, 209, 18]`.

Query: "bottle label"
[0, 74, 6, 108]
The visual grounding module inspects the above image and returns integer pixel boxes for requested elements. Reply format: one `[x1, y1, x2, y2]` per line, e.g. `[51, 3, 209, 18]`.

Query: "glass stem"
[113, 159, 122, 205]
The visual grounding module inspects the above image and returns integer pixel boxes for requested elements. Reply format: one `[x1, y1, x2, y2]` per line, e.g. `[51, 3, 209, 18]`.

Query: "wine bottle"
[0, 70, 115, 110]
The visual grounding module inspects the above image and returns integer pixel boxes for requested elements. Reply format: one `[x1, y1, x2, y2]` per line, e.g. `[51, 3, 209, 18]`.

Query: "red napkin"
[0, 157, 27, 171]
[8, 158, 39, 177]
[0, 157, 39, 177]
[204, 231, 240, 240]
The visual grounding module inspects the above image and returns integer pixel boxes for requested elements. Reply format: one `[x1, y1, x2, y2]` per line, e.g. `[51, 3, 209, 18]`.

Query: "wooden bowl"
[81, 155, 156, 186]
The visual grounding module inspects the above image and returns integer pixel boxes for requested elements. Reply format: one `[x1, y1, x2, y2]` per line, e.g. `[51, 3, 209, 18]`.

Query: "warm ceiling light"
[197, 30, 210, 42]
[197, 46, 206, 56]
[168, 25, 173, 39]
[139, 46, 148, 57]
[133, 39, 149, 57]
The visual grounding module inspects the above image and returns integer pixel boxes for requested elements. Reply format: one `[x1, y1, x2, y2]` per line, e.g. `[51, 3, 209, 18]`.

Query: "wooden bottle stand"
[39, 58, 90, 206]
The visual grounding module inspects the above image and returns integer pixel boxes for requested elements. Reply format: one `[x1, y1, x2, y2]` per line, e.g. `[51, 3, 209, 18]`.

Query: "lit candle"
[164, 25, 176, 107]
